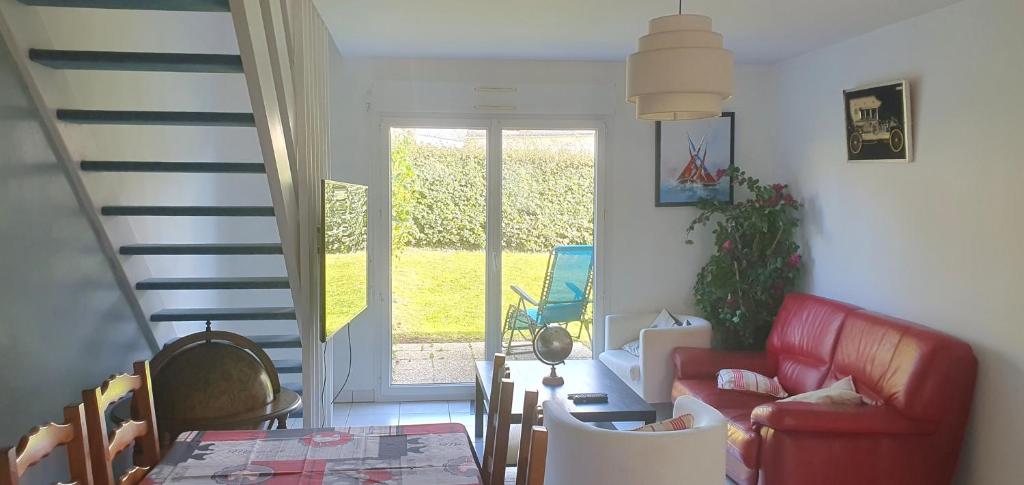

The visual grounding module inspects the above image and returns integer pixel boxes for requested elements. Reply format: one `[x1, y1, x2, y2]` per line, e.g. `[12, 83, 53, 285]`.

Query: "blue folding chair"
[502, 245, 594, 352]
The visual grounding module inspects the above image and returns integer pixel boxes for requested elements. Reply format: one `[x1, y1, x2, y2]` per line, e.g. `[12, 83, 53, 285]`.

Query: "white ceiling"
[314, 0, 960, 64]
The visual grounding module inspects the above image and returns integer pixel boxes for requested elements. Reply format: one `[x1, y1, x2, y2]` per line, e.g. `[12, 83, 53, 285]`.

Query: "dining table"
[142, 423, 482, 484]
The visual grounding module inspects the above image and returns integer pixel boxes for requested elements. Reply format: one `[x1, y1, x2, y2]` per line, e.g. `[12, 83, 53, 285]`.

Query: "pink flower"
[721, 240, 734, 254]
[766, 195, 781, 207]
[787, 253, 802, 268]
[715, 168, 727, 180]
[771, 183, 786, 193]
[783, 194, 796, 206]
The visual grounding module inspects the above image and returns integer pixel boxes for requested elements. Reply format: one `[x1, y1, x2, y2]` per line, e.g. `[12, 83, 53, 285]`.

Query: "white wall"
[329, 51, 780, 399]
[0, 33, 153, 483]
[774, 0, 1022, 482]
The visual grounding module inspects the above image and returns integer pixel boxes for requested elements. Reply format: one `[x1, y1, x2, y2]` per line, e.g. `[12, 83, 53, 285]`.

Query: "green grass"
[325, 248, 590, 343]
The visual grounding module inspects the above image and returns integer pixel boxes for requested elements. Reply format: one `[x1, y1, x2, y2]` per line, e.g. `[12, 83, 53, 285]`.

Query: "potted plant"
[685, 167, 803, 350]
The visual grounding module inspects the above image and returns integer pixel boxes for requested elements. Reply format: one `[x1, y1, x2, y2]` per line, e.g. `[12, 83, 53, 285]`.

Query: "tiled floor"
[333, 399, 475, 432]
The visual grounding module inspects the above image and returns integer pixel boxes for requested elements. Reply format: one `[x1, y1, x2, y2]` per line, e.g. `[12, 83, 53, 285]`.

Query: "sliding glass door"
[383, 119, 599, 396]
[500, 129, 595, 360]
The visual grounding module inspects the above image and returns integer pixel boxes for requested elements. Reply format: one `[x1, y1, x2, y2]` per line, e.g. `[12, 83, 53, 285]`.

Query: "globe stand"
[542, 365, 564, 387]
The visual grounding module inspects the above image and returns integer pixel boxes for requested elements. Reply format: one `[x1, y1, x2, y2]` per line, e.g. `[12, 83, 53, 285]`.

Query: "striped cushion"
[631, 413, 694, 432]
[717, 369, 789, 398]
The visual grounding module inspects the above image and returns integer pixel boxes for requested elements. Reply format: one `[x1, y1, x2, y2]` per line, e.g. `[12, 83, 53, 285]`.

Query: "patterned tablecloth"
[143, 423, 482, 485]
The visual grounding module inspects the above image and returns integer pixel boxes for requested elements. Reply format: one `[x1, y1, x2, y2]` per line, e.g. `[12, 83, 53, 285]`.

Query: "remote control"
[569, 393, 608, 404]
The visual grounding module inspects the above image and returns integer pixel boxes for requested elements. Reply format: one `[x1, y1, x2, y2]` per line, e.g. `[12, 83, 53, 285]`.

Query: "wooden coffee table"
[474, 359, 656, 437]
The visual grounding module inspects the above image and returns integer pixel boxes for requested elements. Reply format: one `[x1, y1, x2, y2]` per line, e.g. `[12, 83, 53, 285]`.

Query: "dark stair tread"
[102, 206, 274, 217]
[120, 243, 282, 255]
[81, 161, 265, 173]
[273, 359, 302, 374]
[30, 49, 242, 73]
[57, 109, 254, 127]
[248, 334, 302, 349]
[150, 306, 296, 322]
[137, 276, 289, 290]
[161, 333, 299, 349]
[17, 0, 229, 11]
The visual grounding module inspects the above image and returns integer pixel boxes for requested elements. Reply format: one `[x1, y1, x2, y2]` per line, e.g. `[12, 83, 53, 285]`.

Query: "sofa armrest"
[672, 347, 776, 380]
[751, 402, 936, 435]
[603, 313, 658, 351]
[638, 319, 712, 403]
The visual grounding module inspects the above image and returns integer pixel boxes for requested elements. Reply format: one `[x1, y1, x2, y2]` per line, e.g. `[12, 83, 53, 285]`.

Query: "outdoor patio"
[392, 341, 592, 384]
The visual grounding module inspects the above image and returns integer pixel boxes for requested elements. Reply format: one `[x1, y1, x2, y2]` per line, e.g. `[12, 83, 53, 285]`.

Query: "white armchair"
[599, 312, 712, 403]
[542, 396, 727, 485]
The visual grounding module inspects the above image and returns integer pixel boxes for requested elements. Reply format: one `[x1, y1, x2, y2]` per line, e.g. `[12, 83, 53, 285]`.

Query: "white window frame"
[374, 113, 607, 401]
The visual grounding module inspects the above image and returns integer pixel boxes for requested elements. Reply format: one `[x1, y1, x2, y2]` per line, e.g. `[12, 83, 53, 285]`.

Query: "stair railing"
[230, 0, 332, 427]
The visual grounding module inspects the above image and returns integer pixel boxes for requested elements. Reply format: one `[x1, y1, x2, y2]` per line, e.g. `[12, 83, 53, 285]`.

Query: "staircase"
[1, 0, 303, 416]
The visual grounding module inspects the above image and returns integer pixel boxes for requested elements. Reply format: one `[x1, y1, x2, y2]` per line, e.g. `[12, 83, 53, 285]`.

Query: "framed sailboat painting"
[655, 112, 735, 207]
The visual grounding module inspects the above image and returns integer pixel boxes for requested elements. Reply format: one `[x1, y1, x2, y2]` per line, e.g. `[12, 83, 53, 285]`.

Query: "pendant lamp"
[627, 0, 734, 120]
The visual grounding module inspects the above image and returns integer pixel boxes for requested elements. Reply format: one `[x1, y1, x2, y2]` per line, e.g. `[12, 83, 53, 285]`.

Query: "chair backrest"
[525, 426, 547, 485]
[514, 390, 541, 485]
[537, 245, 593, 325]
[482, 379, 515, 485]
[481, 354, 506, 484]
[83, 361, 160, 485]
[1, 404, 92, 485]
[541, 398, 726, 485]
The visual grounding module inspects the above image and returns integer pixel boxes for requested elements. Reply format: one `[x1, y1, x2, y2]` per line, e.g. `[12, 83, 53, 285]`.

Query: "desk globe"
[154, 342, 274, 422]
[533, 325, 573, 386]
[150, 326, 301, 442]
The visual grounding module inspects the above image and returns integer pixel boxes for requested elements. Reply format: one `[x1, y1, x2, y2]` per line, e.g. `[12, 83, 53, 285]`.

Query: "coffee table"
[474, 359, 657, 437]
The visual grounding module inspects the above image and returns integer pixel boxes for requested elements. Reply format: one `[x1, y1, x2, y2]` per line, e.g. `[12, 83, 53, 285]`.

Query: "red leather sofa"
[671, 293, 977, 485]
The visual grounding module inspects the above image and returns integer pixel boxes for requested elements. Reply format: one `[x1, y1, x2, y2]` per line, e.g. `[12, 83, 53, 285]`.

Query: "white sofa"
[542, 396, 727, 485]
[599, 312, 712, 403]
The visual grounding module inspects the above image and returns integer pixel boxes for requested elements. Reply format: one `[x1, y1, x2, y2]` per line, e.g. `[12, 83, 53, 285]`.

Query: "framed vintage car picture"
[843, 80, 912, 162]
[655, 112, 735, 207]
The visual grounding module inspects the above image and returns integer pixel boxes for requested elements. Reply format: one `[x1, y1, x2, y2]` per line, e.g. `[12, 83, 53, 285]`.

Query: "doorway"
[381, 118, 602, 398]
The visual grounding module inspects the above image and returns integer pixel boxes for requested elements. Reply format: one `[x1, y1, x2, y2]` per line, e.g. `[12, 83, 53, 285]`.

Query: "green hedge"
[327, 134, 594, 253]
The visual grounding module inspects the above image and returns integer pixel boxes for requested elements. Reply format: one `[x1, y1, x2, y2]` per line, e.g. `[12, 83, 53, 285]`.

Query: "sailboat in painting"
[676, 135, 722, 187]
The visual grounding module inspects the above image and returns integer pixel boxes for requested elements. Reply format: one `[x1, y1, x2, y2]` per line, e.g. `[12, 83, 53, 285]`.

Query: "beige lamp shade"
[627, 14, 734, 120]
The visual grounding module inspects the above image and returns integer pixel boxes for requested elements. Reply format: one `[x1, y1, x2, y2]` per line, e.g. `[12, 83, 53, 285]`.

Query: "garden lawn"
[326, 248, 590, 344]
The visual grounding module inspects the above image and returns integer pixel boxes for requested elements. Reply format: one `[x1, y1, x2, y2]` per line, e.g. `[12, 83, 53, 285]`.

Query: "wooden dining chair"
[514, 390, 541, 485]
[1, 404, 92, 485]
[481, 378, 514, 485]
[525, 426, 547, 485]
[82, 361, 160, 485]
[480, 353, 506, 479]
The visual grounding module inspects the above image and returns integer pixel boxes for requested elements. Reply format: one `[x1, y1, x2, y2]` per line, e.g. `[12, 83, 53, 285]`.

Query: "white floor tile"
[399, 413, 451, 425]
[345, 413, 400, 427]
[448, 400, 472, 413]
[349, 401, 400, 415]
[400, 401, 449, 414]
[450, 412, 476, 436]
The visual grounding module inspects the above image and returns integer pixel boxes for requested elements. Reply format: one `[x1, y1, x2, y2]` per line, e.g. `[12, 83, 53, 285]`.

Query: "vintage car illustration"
[847, 95, 905, 154]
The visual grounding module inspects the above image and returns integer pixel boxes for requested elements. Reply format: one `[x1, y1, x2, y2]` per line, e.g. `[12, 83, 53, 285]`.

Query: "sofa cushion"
[767, 293, 859, 394]
[717, 369, 788, 398]
[598, 349, 640, 382]
[827, 310, 977, 421]
[672, 378, 775, 469]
